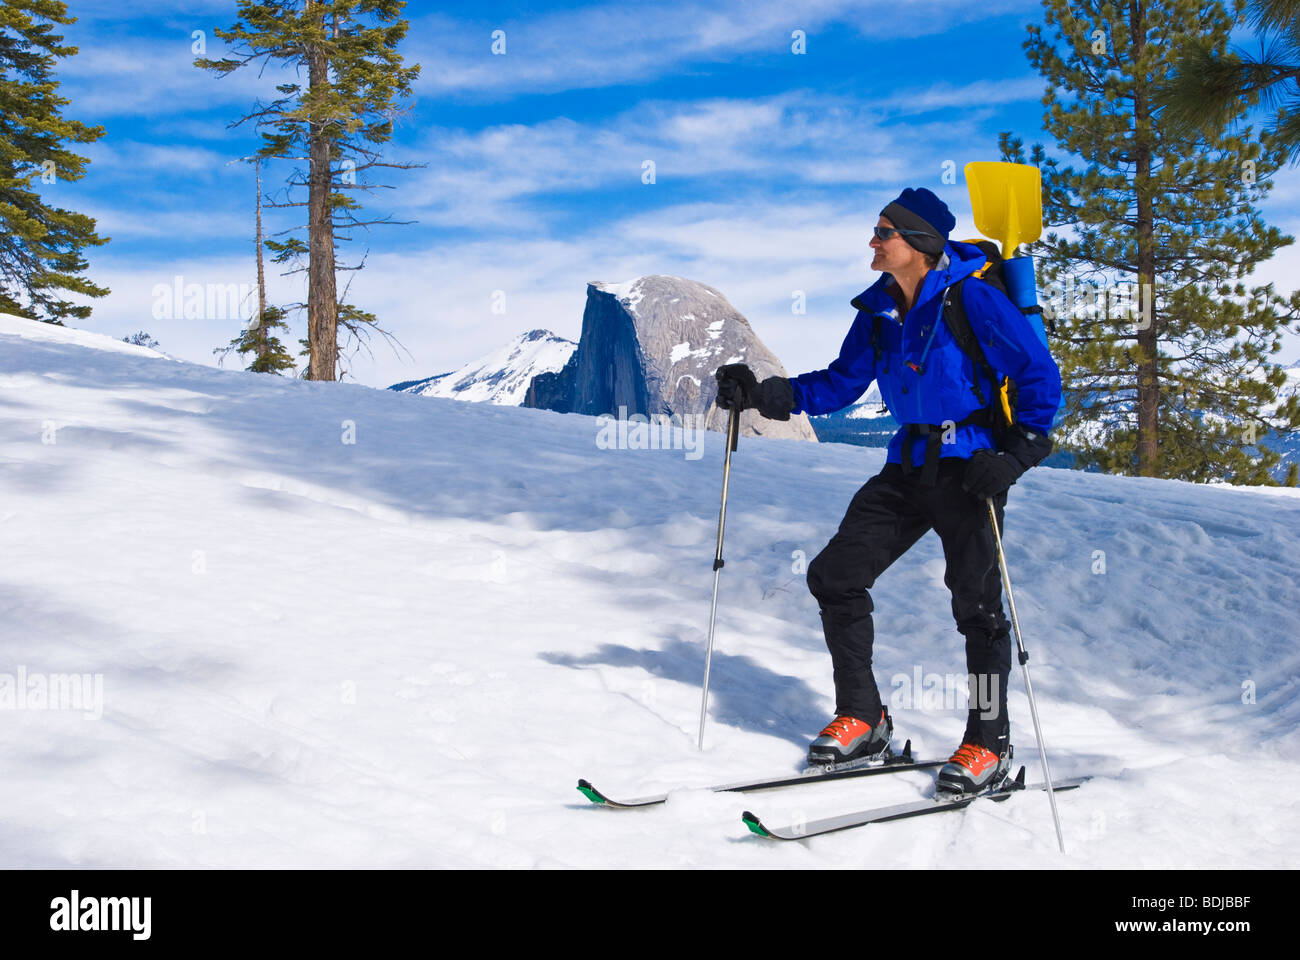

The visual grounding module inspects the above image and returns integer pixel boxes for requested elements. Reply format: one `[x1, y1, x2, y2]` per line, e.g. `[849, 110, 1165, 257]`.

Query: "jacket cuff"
[1004, 423, 1053, 470]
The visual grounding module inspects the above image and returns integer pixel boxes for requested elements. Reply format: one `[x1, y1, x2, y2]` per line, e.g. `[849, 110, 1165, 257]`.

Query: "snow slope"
[1, 313, 1297, 868]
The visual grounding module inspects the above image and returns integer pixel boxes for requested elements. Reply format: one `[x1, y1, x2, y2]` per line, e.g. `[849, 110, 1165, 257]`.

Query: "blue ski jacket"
[789, 240, 1062, 466]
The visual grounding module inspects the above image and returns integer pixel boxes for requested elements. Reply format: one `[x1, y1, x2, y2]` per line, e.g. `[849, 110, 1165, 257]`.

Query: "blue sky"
[43, 0, 1300, 386]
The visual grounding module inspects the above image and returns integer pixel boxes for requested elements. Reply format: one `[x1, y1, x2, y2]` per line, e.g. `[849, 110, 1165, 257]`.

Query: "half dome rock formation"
[525, 275, 818, 442]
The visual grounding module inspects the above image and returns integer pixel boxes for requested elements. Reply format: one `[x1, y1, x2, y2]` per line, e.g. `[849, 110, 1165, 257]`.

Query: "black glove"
[715, 365, 794, 421]
[754, 375, 794, 420]
[961, 424, 1053, 499]
[714, 363, 757, 411]
[961, 448, 1023, 499]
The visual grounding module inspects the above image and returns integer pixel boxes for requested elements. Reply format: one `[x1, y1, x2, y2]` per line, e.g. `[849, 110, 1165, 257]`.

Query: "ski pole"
[986, 496, 1066, 853]
[698, 405, 741, 750]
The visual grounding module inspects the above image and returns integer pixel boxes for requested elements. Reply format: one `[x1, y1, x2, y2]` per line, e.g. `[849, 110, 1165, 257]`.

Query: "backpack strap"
[942, 277, 1020, 448]
[941, 278, 1000, 408]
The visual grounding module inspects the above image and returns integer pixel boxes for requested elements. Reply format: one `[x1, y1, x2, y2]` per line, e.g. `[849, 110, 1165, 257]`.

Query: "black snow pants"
[806, 458, 1012, 751]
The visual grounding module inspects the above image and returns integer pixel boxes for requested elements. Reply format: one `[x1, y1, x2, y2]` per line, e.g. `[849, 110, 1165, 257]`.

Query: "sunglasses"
[873, 225, 938, 242]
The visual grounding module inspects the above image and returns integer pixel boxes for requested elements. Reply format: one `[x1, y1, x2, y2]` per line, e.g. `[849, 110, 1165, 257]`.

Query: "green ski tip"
[741, 811, 771, 838]
[576, 780, 606, 805]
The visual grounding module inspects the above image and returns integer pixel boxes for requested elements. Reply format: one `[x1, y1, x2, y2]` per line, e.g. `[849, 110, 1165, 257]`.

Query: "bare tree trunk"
[255, 158, 268, 364]
[1132, 0, 1159, 475]
[306, 1, 338, 381]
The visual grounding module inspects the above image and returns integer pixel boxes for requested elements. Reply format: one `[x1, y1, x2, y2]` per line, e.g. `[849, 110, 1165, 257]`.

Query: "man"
[715, 187, 1061, 796]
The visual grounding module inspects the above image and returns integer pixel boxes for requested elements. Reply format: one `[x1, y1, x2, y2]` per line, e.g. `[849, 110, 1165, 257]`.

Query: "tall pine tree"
[197, 0, 420, 380]
[0, 0, 108, 323]
[1007, 0, 1300, 483]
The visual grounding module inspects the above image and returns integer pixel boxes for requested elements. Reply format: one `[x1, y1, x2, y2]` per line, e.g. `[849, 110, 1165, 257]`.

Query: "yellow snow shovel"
[965, 161, 1042, 256]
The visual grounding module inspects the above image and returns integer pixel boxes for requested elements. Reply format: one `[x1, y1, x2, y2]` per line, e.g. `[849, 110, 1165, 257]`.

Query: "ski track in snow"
[0, 314, 1297, 868]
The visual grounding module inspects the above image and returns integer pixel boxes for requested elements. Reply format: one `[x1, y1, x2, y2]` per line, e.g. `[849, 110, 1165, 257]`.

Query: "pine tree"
[197, 0, 420, 381]
[218, 304, 297, 373]
[1006, 0, 1300, 483]
[0, 0, 109, 323]
[1156, 0, 1300, 162]
[122, 331, 160, 349]
[216, 158, 297, 374]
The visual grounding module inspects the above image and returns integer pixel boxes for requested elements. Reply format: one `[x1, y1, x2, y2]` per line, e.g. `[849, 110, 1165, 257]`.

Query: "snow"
[845, 386, 887, 416]
[669, 341, 717, 368]
[1, 311, 1298, 868]
[1263, 359, 1300, 416]
[0, 314, 168, 360]
[393, 330, 574, 406]
[592, 277, 646, 313]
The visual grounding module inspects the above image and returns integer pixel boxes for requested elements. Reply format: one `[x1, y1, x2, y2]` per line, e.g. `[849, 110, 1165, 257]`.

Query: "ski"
[741, 765, 1090, 840]
[577, 740, 944, 808]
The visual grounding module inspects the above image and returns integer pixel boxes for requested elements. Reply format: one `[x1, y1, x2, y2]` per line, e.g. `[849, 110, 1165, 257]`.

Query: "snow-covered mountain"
[2, 311, 1299, 868]
[390, 328, 575, 405]
[844, 384, 887, 415]
[1262, 359, 1300, 481]
[527, 276, 819, 442]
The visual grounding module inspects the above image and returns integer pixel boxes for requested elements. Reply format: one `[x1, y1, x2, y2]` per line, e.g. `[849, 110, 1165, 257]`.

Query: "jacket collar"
[849, 241, 987, 314]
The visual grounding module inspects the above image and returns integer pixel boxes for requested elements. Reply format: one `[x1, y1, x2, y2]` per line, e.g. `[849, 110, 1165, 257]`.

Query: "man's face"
[869, 216, 929, 275]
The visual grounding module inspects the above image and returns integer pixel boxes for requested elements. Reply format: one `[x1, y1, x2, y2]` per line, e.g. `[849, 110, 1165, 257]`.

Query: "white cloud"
[386, 88, 1004, 232]
[67, 0, 233, 22]
[80, 203, 250, 241]
[73, 254, 293, 364]
[57, 37, 302, 121]
[883, 76, 1047, 114]
[82, 139, 240, 177]
[406, 0, 1042, 97]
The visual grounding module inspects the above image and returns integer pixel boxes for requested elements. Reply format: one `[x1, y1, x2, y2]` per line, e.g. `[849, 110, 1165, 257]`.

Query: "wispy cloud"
[58, 36, 302, 122]
[406, 0, 1042, 97]
[382, 87, 1008, 231]
[82, 139, 240, 177]
[881, 76, 1047, 114]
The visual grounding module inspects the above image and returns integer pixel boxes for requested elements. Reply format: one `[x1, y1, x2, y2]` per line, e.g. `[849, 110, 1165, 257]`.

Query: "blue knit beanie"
[881, 187, 955, 256]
